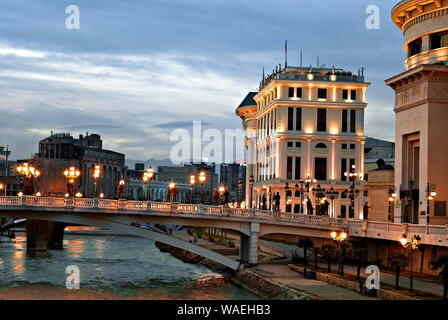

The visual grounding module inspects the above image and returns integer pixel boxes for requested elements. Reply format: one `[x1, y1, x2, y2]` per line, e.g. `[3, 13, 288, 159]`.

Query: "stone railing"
[1, 196, 448, 245]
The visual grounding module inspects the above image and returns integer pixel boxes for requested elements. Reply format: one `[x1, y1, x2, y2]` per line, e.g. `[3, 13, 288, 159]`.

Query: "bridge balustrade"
[2, 196, 448, 246]
[26, 196, 66, 207]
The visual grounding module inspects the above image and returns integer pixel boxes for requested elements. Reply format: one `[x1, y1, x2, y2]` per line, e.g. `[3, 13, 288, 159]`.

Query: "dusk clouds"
[0, 0, 405, 161]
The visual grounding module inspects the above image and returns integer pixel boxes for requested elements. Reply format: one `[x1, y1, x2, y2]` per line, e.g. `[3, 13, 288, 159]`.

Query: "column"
[360, 140, 365, 178]
[248, 223, 260, 265]
[306, 138, 312, 177]
[330, 138, 336, 180]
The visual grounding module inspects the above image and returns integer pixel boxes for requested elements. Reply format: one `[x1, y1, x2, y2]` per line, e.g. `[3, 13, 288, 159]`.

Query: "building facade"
[386, 0, 448, 224]
[219, 163, 246, 203]
[30, 133, 126, 198]
[236, 65, 370, 218]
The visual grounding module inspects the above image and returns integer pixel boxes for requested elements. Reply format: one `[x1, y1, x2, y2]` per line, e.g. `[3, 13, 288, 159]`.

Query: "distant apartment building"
[236, 64, 370, 218]
[219, 163, 246, 202]
[29, 132, 126, 198]
[154, 163, 219, 204]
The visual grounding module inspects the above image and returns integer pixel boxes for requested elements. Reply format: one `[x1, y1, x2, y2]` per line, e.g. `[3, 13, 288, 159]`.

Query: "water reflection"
[0, 233, 258, 300]
[67, 239, 85, 258]
[95, 239, 105, 259]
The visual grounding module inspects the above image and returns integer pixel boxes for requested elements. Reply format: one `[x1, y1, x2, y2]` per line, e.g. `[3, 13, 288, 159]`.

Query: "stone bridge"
[1, 196, 447, 270]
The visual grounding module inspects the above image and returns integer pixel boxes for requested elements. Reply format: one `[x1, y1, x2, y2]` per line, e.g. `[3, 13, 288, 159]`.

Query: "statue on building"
[375, 158, 394, 170]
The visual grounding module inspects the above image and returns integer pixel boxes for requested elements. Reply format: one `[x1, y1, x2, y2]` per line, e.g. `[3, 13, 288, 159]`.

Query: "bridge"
[1, 196, 448, 270]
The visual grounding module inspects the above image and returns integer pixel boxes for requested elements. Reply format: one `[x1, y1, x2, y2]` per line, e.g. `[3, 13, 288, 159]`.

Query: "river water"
[0, 232, 258, 300]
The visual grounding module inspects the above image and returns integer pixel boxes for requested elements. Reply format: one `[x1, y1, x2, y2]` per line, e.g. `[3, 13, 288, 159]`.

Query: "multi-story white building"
[236, 65, 370, 219]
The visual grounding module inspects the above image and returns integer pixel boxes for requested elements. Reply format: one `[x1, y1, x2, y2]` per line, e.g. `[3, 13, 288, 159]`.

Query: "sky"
[0, 0, 406, 162]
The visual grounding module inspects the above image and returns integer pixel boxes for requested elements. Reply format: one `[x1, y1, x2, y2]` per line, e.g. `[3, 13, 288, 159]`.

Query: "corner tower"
[386, 0, 448, 224]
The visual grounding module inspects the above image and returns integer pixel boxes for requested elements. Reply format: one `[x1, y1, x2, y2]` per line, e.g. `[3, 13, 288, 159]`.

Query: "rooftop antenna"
[300, 50, 303, 67]
[284, 40, 288, 69]
[262, 66, 265, 82]
[317, 56, 319, 68]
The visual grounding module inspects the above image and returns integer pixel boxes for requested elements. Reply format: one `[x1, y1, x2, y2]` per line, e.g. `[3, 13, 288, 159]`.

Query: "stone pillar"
[26, 220, 65, 252]
[248, 223, 260, 265]
[239, 234, 249, 263]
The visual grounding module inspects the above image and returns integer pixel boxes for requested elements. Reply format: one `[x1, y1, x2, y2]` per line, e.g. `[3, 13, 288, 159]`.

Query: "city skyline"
[1, 0, 403, 161]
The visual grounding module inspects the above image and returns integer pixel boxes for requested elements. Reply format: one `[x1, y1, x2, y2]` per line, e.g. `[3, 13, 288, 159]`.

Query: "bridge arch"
[0, 210, 242, 270]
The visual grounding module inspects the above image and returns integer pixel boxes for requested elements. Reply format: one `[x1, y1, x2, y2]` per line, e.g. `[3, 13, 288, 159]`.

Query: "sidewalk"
[266, 240, 444, 297]
[252, 264, 378, 300]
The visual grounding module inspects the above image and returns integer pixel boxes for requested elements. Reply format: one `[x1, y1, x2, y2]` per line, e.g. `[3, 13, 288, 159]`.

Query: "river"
[0, 232, 258, 300]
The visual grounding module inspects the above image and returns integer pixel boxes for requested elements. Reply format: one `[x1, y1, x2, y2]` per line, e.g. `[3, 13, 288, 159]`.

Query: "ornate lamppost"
[312, 184, 326, 215]
[63, 167, 80, 198]
[426, 183, 437, 224]
[93, 165, 101, 198]
[400, 234, 421, 292]
[198, 171, 206, 204]
[249, 175, 254, 209]
[344, 165, 359, 219]
[189, 174, 196, 204]
[331, 230, 348, 275]
[143, 167, 154, 201]
[326, 187, 339, 218]
[17, 162, 41, 196]
[388, 189, 397, 221]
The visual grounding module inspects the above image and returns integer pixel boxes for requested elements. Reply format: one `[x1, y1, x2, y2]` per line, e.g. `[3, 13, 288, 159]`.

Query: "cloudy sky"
[0, 0, 405, 161]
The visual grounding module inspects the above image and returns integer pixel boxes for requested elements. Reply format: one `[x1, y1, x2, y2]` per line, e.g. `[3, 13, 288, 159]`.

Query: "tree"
[298, 238, 314, 277]
[431, 255, 448, 301]
[320, 242, 336, 273]
[390, 253, 408, 290]
[337, 241, 352, 276]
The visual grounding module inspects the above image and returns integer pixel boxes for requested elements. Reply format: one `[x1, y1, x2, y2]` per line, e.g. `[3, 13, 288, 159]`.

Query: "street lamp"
[400, 233, 421, 292]
[426, 183, 437, 224]
[326, 187, 339, 218]
[143, 167, 154, 201]
[285, 182, 291, 212]
[189, 174, 196, 204]
[93, 165, 101, 198]
[388, 189, 397, 222]
[167, 181, 178, 203]
[64, 167, 80, 198]
[331, 230, 348, 275]
[118, 179, 125, 199]
[198, 171, 206, 204]
[218, 183, 226, 205]
[249, 175, 254, 209]
[0, 183, 4, 197]
[344, 165, 359, 219]
[17, 163, 41, 195]
[312, 184, 326, 215]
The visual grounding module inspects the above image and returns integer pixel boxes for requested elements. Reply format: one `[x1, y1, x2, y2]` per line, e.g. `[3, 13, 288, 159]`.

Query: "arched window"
[315, 143, 327, 149]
